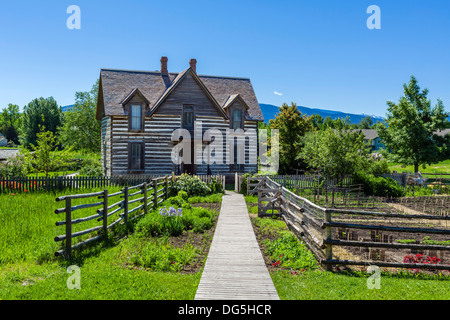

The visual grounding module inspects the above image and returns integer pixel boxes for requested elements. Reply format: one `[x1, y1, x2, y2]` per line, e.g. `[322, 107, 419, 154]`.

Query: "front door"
[181, 140, 195, 174]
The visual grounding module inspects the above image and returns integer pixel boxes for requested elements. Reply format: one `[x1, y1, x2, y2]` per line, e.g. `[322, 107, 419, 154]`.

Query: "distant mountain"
[259, 103, 385, 124]
[62, 105, 74, 112]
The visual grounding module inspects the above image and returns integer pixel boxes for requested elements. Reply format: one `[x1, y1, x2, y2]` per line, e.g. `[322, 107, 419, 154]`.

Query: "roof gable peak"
[121, 88, 150, 106]
[147, 68, 228, 119]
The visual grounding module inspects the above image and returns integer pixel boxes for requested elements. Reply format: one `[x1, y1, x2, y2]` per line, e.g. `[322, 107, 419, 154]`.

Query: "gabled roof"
[147, 68, 228, 119]
[353, 129, 379, 140]
[120, 88, 150, 106]
[436, 129, 450, 137]
[223, 94, 250, 110]
[97, 67, 264, 121]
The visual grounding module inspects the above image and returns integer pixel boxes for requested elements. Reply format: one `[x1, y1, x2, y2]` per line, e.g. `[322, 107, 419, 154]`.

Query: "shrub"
[208, 177, 223, 194]
[167, 191, 189, 207]
[181, 207, 214, 233]
[240, 173, 251, 195]
[177, 190, 188, 201]
[0, 153, 28, 178]
[169, 174, 211, 197]
[168, 196, 185, 207]
[354, 172, 405, 198]
[367, 156, 390, 175]
[79, 154, 102, 176]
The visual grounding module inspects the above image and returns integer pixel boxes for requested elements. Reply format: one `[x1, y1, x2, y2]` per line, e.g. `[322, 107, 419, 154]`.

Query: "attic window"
[232, 108, 243, 130]
[130, 104, 143, 131]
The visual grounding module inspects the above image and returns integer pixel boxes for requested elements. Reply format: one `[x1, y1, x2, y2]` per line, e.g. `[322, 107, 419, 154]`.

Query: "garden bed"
[387, 196, 449, 216]
[165, 202, 220, 274]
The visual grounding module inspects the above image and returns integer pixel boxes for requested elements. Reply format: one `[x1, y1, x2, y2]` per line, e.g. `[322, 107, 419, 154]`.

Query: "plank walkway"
[195, 191, 279, 300]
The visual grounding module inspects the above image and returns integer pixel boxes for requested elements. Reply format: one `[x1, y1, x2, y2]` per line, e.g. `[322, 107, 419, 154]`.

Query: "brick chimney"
[160, 56, 168, 74]
[189, 59, 197, 73]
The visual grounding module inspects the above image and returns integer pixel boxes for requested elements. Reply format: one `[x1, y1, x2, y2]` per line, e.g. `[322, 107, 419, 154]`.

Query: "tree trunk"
[414, 162, 419, 173]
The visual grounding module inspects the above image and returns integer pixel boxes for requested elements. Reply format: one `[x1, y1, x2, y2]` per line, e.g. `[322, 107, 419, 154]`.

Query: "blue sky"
[0, 0, 449, 118]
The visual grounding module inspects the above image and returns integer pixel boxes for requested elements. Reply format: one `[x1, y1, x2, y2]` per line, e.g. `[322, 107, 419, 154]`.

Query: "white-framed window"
[232, 108, 243, 130]
[130, 104, 142, 131]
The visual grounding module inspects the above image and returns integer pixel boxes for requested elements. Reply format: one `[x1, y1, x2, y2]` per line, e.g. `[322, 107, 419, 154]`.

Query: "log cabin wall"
[101, 116, 112, 176]
[98, 64, 264, 177]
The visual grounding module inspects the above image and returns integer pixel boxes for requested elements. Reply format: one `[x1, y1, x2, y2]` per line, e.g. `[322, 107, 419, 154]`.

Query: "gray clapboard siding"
[102, 70, 261, 176]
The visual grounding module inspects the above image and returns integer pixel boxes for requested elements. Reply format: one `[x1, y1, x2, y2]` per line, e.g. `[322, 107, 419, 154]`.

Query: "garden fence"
[0, 174, 226, 193]
[249, 176, 450, 271]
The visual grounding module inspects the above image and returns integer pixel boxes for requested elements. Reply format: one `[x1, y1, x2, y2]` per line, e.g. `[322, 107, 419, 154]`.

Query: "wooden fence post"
[257, 189, 262, 217]
[246, 176, 250, 196]
[143, 182, 148, 215]
[324, 209, 333, 271]
[65, 197, 72, 260]
[165, 176, 169, 199]
[153, 179, 158, 208]
[123, 186, 129, 224]
[102, 189, 108, 238]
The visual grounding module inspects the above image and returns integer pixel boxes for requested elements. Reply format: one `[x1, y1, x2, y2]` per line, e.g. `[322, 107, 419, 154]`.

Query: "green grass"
[0, 186, 123, 264]
[187, 193, 223, 204]
[26, 171, 78, 178]
[245, 195, 258, 204]
[271, 269, 450, 300]
[0, 147, 19, 150]
[0, 257, 200, 300]
[388, 159, 450, 174]
[0, 188, 222, 300]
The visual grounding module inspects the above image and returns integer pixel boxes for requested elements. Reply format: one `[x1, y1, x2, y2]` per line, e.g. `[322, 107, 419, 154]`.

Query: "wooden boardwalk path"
[195, 191, 279, 300]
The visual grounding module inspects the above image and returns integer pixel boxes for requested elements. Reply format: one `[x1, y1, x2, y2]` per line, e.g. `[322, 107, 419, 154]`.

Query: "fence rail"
[250, 176, 450, 271]
[54, 176, 171, 259]
[267, 174, 354, 189]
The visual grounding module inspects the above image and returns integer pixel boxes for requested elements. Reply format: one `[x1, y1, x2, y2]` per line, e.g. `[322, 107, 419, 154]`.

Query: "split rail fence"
[53, 174, 225, 259]
[54, 176, 171, 259]
[249, 176, 450, 271]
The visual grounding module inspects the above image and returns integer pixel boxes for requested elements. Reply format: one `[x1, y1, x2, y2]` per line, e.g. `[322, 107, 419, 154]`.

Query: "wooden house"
[96, 57, 264, 177]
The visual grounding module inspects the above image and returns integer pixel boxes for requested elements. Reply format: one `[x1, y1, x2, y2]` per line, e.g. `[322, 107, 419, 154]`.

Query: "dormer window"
[224, 95, 247, 131]
[232, 108, 243, 130]
[130, 104, 142, 131]
[120, 88, 149, 133]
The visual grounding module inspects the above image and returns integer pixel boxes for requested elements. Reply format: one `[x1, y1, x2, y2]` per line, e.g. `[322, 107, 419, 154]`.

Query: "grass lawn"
[271, 269, 450, 300]
[246, 198, 450, 300]
[0, 188, 222, 300]
[388, 159, 450, 174]
[26, 171, 78, 178]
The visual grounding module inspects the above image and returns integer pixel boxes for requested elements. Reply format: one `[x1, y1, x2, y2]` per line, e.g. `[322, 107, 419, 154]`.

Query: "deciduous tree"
[20, 97, 62, 148]
[269, 102, 313, 174]
[378, 76, 449, 173]
[300, 125, 371, 183]
[58, 80, 101, 153]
